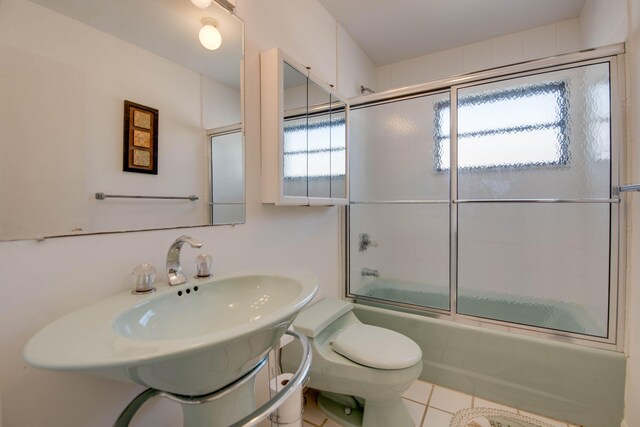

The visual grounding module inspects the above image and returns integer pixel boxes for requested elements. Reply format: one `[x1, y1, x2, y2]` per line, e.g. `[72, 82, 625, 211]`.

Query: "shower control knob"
[359, 233, 378, 252]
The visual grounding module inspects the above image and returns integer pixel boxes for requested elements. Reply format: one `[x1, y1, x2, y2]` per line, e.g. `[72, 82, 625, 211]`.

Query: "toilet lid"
[331, 324, 422, 370]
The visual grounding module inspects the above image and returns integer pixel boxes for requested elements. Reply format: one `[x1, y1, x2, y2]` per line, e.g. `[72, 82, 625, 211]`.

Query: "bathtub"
[355, 278, 606, 337]
[351, 302, 625, 427]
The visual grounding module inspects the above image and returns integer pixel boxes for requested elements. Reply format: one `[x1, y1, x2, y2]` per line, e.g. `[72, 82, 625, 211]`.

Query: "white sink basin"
[24, 270, 318, 396]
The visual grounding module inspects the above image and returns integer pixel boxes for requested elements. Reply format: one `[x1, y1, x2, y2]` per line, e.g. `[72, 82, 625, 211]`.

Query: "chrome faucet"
[166, 235, 203, 286]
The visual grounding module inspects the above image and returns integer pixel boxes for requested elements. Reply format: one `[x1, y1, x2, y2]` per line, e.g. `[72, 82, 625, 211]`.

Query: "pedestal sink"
[24, 270, 318, 426]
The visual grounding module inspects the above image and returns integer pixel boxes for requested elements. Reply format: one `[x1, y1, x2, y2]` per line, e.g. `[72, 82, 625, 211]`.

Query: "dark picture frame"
[123, 100, 158, 174]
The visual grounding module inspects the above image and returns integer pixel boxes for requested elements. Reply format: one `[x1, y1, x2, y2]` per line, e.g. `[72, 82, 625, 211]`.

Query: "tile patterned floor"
[301, 380, 583, 427]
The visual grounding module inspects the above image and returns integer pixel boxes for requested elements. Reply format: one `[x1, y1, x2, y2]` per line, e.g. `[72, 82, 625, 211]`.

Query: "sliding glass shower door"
[347, 55, 620, 344]
[349, 92, 451, 311]
[455, 63, 613, 337]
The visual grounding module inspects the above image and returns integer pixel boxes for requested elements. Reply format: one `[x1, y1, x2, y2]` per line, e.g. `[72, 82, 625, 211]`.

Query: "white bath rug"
[450, 407, 556, 427]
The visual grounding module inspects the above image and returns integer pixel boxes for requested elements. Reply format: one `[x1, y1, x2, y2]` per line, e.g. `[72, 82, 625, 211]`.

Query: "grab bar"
[95, 193, 198, 201]
[619, 184, 640, 192]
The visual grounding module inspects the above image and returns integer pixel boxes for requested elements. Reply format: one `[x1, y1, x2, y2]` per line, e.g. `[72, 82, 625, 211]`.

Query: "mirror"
[281, 60, 348, 202]
[283, 62, 310, 198]
[307, 77, 332, 199]
[329, 95, 347, 199]
[210, 125, 244, 225]
[0, 0, 244, 241]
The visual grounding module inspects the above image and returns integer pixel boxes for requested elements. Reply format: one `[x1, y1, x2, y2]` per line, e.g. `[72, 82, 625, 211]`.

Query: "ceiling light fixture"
[199, 17, 222, 50]
[190, 0, 212, 9]
[190, 0, 235, 12]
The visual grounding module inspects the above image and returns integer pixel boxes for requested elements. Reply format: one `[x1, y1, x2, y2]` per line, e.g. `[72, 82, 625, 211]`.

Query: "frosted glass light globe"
[199, 23, 222, 50]
[190, 0, 212, 9]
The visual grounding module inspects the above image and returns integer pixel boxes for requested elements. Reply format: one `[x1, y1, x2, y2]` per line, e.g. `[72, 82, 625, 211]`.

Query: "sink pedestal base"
[114, 357, 268, 427]
[114, 331, 312, 427]
[182, 376, 256, 427]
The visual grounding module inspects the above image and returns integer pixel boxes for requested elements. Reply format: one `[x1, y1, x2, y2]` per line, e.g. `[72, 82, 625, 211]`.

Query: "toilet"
[281, 299, 423, 427]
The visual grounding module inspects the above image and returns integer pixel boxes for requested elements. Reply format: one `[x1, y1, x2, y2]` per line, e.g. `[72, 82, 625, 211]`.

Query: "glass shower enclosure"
[347, 48, 624, 348]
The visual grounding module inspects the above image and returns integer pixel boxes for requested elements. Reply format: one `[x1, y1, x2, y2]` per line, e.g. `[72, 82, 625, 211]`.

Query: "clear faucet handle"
[132, 263, 157, 294]
[195, 254, 213, 278]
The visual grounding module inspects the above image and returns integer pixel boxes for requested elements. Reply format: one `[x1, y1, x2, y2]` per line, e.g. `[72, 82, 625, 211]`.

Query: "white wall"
[623, 21, 640, 420]
[0, 0, 375, 425]
[577, 1, 639, 425]
[203, 78, 242, 130]
[376, 19, 581, 92]
[581, 0, 629, 49]
[621, 0, 640, 425]
[337, 24, 377, 98]
[0, 43, 89, 239]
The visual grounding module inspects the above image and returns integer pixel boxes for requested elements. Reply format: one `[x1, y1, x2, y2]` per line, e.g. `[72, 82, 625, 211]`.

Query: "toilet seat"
[332, 323, 422, 370]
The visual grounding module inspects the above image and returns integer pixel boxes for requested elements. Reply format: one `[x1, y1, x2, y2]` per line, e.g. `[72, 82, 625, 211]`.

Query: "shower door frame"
[344, 44, 626, 352]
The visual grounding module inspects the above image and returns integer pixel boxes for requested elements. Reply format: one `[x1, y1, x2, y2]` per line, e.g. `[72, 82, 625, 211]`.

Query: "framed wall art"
[123, 100, 158, 174]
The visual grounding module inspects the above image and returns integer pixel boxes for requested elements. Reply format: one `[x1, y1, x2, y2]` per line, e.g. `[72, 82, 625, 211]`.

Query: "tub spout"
[361, 268, 380, 278]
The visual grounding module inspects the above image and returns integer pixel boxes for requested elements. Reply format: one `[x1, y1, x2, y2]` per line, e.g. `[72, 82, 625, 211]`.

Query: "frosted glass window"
[436, 83, 568, 171]
[284, 117, 346, 177]
[307, 115, 331, 197]
[283, 116, 308, 198]
[306, 114, 332, 199]
[283, 119, 308, 157]
[455, 63, 611, 200]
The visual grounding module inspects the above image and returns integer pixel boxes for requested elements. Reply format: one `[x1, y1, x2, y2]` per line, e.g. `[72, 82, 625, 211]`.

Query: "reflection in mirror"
[283, 62, 309, 198]
[307, 78, 332, 198]
[330, 95, 347, 199]
[210, 125, 245, 225]
[0, 0, 244, 241]
[281, 61, 348, 202]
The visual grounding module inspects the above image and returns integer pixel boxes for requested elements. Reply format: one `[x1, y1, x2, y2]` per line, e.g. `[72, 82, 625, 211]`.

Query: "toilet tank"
[292, 299, 353, 337]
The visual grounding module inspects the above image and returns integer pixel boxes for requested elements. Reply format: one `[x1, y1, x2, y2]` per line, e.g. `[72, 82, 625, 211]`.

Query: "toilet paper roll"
[269, 373, 302, 426]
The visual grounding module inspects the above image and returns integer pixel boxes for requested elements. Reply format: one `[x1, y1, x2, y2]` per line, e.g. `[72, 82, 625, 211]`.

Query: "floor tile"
[402, 380, 433, 404]
[428, 386, 473, 414]
[422, 407, 454, 427]
[299, 386, 577, 427]
[302, 392, 328, 426]
[403, 398, 427, 426]
[519, 411, 569, 427]
[474, 397, 518, 412]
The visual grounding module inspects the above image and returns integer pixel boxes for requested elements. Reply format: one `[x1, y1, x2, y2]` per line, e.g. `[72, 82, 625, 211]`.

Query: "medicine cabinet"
[261, 48, 348, 205]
